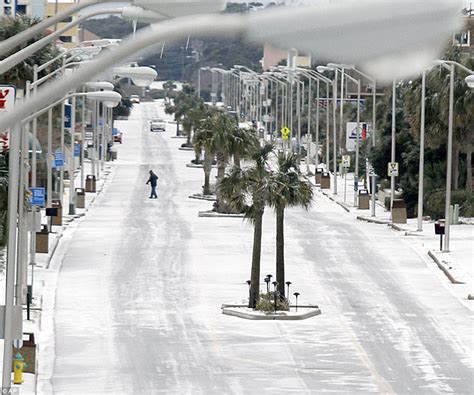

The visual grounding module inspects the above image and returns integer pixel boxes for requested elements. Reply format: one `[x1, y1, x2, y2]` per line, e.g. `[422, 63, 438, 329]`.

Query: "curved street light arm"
[0, 8, 123, 76]
[0, 0, 119, 56]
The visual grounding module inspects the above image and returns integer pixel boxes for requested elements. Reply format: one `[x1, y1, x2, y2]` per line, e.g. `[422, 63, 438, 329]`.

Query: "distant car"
[150, 118, 166, 132]
[130, 95, 140, 104]
[113, 132, 123, 143]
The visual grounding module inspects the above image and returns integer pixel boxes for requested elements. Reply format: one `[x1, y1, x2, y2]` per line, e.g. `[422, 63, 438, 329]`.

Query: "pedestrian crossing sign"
[281, 126, 290, 140]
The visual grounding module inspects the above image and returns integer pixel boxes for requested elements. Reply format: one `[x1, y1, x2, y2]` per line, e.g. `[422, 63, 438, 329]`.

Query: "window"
[59, 35, 73, 43]
[61, 16, 73, 23]
[453, 30, 470, 47]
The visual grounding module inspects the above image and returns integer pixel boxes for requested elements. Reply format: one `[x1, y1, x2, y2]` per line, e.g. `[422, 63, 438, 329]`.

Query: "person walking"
[146, 170, 159, 198]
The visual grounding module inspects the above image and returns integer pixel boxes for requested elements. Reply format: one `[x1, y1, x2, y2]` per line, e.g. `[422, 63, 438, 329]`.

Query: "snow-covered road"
[47, 101, 473, 394]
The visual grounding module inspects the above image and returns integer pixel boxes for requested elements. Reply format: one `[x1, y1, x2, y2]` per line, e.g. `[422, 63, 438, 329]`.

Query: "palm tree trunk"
[203, 150, 212, 195]
[186, 127, 192, 146]
[176, 120, 180, 136]
[466, 146, 472, 192]
[276, 206, 285, 297]
[215, 151, 230, 213]
[249, 207, 264, 308]
[234, 153, 241, 168]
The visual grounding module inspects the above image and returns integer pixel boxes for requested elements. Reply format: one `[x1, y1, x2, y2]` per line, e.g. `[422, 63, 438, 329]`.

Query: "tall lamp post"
[317, 65, 339, 194]
[432, 60, 474, 251]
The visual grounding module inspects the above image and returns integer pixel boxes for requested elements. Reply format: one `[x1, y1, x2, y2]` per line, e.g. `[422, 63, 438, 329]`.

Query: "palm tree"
[193, 117, 216, 196]
[0, 15, 61, 89]
[219, 143, 274, 308]
[268, 152, 313, 298]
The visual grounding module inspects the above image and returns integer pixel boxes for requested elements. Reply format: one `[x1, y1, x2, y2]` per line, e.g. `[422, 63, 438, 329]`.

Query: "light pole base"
[68, 204, 75, 216]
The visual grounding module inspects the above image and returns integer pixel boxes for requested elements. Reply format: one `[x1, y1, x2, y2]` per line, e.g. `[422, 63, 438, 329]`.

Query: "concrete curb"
[186, 163, 217, 169]
[189, 194, 217, 201]
[198, 210, 245, 218]
[221, 304, 321, 320]
[356, 215, 390, 225]
[427, 250, 464, 284]
[320, 191, 351, 213]
[170, 135, 187, 139]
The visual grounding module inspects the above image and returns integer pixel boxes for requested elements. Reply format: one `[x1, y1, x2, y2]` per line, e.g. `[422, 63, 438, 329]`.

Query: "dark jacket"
[146, 173, 158, 187]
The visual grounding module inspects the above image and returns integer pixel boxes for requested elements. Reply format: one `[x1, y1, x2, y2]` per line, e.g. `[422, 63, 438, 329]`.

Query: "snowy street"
[40, 101, 473, 394]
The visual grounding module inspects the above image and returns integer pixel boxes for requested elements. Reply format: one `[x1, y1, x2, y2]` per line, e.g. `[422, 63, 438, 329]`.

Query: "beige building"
[262, 44, 311, 71]
[46, 1, 79, 49]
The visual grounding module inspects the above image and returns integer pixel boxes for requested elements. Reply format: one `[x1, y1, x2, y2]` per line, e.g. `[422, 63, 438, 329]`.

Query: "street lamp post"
[433, 60, 474, 251]
[390, 80, 396, 218]
[417, 69, 426, 231]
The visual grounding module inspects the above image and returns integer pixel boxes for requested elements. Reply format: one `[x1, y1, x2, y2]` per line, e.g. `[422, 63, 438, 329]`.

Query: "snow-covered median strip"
[221, 304, 321, 320]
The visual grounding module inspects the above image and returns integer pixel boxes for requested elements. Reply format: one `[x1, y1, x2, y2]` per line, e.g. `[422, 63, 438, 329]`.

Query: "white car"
[150, 118, 166, 132]
[130, 95, 140, 103]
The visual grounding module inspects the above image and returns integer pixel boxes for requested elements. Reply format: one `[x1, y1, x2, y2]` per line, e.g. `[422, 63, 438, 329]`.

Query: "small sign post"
[28, 188, 45, 206]
[387, 162, 399, 177]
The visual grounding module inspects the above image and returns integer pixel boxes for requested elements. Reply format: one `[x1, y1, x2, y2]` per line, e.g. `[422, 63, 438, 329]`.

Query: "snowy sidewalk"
[306, 165, 474, 306]
[0, 157, 116, 394]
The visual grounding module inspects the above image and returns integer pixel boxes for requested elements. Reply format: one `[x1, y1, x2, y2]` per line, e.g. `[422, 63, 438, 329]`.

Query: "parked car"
[130, 95, 140, 103]
[113, 132, 123, 143]
[150, 118, 166, 132]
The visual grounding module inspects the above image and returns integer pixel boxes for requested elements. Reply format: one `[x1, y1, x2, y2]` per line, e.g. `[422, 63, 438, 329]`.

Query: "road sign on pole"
[388, 162, 399, 177]
[28, 187, 45, 206]
[342, 155, 351, 168]
[280, 126, 290, 140]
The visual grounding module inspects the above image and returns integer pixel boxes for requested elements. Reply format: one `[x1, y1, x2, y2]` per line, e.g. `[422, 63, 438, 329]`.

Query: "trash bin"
[111, 151, 117, 160]
[320, 172, 331, 189]
[35, 224, 49, 253]
[12, 333, 36, 374]
[391, 199, 407, 223]
[315, 168, 323, 184]
[358, 189, 370, 209]
[51, 200, 62, 226]
[75, 188, 85, 209]
[85, 174, 96, 193]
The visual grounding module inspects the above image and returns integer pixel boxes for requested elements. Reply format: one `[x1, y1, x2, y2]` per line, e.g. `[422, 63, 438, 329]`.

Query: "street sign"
[28, 187, 45, 206]
[74, 144, 81, 157]
[0, 84, 16, 115]
[345, 122, 372, 151]
[262, 114, 274, 123]
[54, 151, 64, 168]
[280, 126, 290, 140]
[64, 103, 72, 129]
[342, 155, 351, 167]
[388, 162, 399, 177]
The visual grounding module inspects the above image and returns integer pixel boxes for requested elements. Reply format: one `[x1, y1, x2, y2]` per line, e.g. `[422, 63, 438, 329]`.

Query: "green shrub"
[255, 292, 289, 312]
[425, 189, 474, 219]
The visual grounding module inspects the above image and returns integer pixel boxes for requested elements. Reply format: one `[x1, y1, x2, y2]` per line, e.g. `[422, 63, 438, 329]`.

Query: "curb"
[320, 191, 350, 213]
[427, 250, 464, 284]
[356, 215, 390, 225]
[198, 210, 245, 218]
[221, 305, 321, 320]
[189, 194, 217, 202]
[186, 163, 217, 169]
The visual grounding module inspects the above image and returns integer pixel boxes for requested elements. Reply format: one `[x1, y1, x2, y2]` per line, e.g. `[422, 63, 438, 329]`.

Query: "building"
[454, 16, 473, 58]
[1, 0, 47, 18]
[46, 1, 79, 49]
[262, 44, 311, 70]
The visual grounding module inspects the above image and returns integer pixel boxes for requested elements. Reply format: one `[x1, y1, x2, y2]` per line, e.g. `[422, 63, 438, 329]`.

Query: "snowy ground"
[1, 99, 472, 394]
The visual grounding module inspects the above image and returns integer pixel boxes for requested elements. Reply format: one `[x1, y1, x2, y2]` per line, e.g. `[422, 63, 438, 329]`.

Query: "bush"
[255, 292, 289, 312]
[425, 189, 474, 219]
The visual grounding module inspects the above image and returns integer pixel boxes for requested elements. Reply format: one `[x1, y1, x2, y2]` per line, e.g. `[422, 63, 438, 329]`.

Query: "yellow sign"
[280, 126, 290, 140]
